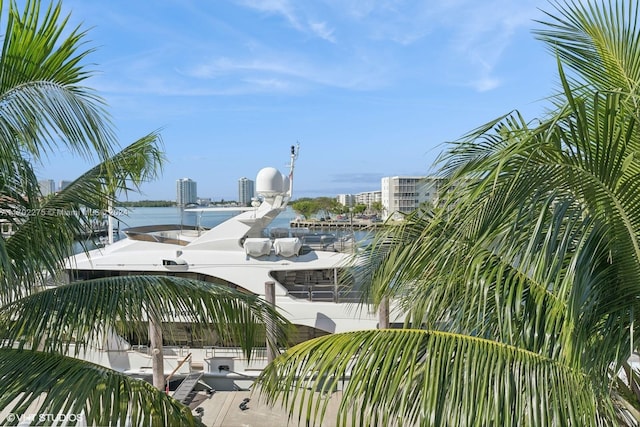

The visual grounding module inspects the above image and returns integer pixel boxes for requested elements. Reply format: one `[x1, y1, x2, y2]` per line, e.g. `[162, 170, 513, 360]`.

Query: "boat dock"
[289, 219, 381, 229]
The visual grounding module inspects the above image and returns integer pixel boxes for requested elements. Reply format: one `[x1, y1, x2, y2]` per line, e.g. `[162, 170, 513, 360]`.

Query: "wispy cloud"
[322, 0, 543, 91]
[471, 76, 501, 92]
[235, 0, 295, 17]
[85, 0, 546, 98]
[309, 21, 336, 42]
[436, 1, 542, 91]
[234, 0, 336, 42]
[181, 54, 389, 93]
[39, 0, 556, 201]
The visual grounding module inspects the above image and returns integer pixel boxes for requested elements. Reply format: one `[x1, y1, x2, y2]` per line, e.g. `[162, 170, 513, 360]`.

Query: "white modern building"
[38, 179, 56, 197]
[176, 178, 197, 207]
[58, 180, 72, 192]
[381, 176, 444, 220]
[238, 177, 255, 206]
[355, 191, 381, 208]
[337, 194, 356, 208]
[337, 192, 381, 209]
[197, 197, 212, 206]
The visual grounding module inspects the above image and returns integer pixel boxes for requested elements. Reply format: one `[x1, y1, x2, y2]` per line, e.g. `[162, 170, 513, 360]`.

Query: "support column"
[107, 198, 114, 245]
[378, 297, 390, 329]
[149, 314, 165, 391]
[265, 281, 277, 363]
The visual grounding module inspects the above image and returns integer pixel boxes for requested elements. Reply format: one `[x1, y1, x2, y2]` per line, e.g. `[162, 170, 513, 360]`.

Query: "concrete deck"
[189, 390, 342, 427]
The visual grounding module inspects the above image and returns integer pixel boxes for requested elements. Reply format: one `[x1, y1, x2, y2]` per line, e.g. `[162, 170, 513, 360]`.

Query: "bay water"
[76, 206, 369, 252]
[112, 206, 297, 232]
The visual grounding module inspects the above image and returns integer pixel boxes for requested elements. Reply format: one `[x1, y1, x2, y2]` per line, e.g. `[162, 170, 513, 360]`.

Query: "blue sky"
[34, 0, 558, 201]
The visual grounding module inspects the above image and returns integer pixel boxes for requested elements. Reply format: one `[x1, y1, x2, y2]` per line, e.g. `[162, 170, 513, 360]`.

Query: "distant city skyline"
[36, 179, 74, 196]
[38, 173, 412, 205]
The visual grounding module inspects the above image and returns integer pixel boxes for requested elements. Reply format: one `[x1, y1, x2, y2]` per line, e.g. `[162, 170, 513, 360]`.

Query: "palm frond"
[257, 330, 607, 426]
[1, 134, 164, 302]
[535, 0, 640, 101]
[0, 0, 115, 162]
[346, 36, 640, 424]
[0, 348, 198, 427]
[0, 275, 291, 360]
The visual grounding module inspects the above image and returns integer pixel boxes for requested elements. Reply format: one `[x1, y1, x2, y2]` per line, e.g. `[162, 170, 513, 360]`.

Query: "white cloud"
[471, 76, 501, 92]
[182, 52, 389, 93]
[233, 0, 298, 24]
[309, 21, 336, 42]
[241, 77, 293, 92]
[436, 1, 543, 91]
[323, 0, 544, 91]
[233, 0, 342, 44]
[234, 0, 333, 41]
[87, 0, 548, 98]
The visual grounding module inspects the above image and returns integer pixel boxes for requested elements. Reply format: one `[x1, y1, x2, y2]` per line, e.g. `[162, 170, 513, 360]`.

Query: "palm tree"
[256, 0, 640, 425]
[0, 1, 289, 425]
[370, 201, 383, 217]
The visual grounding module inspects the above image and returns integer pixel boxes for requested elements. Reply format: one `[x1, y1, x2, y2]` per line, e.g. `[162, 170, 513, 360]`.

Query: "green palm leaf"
[0, 348, 198, 427]
[535, 0, 640, 99]
[257, 2, 640, 424]
[0, 1, 285, 424]
[1, 134, 164, 303]
[257, 330, 606, 426]
[0, 0, 115, 162]
[0, 275, 290, 360]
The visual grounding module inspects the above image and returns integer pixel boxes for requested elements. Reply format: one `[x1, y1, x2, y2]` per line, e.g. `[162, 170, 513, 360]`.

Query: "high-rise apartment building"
[337, 194, 356, 208]
[238, 177, 255, 206]
[337, 192, 381, 209]
[58, 180, 72, 192]
[38, 179, 56, 197]
[356, 191, 382, 208]
[176, 178, 197, 206]
[381, 176, 444, 220]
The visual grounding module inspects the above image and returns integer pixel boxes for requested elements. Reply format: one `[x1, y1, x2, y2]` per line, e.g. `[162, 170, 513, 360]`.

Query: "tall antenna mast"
[287, 142, 300, 198]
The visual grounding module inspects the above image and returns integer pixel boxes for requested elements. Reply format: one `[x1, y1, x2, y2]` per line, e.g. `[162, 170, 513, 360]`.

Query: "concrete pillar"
[378, 297, 390, 329]
[265, 281, 277, 363]
[149, 314, 165, 391]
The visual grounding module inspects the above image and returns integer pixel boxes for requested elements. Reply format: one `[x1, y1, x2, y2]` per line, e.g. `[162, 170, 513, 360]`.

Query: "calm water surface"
[78, 206, 369, 252]
[114, 206, 297, 234]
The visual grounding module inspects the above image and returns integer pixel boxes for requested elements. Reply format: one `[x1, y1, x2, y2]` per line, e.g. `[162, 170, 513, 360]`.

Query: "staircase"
[172, 372, 204, 405]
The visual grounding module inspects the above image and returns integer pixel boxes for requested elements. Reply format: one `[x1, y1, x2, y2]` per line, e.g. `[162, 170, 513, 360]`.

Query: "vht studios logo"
[6, 413, 84, 423]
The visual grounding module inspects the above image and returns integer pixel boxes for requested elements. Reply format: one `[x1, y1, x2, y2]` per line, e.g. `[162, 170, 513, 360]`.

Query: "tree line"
[118, 200, 175, 207]
[290, 197, 383, 219]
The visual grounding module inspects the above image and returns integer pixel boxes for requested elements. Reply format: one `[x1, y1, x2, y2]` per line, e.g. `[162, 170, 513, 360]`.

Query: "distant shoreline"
[117, 200, 246, 208]
[117, 200, 175, 208]
[290, 218, 384, 229]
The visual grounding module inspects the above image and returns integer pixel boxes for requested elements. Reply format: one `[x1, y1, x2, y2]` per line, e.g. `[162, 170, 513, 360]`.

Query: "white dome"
[256, 167, 284, 196]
